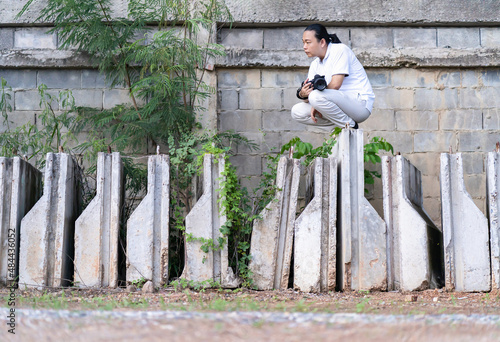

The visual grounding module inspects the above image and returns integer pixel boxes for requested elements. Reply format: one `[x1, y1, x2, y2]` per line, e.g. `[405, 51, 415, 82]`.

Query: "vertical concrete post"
[182, 154, 240, 287]
[74, 152, 123, 288]
[382, 155, 444, 291]
[19, 153, 80, 288]
[487, 152, 500, 289]
[334, 129, 387, 291]
[294, 156, 337, 293]
[441, 153, 490, 292]
[0, 157, 42, 285]
[249, 156, 300, 290]
[126, 154, 169, 288]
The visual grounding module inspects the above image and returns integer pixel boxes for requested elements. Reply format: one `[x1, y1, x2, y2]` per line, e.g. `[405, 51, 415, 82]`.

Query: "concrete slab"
[126, 154, 169, 288]
[19, 153, 80, 288]
[334, 129, 387, 291]
[294, 157, 337, 293]
[249, 156, 300, 290]
[74, 153, 123, 288]
[487, 152, 500, 289]
[0, 157, 42, 285]
[181, 154, 240, 288]
[441, 153, 490, 292]
[382, 155, 444, 291]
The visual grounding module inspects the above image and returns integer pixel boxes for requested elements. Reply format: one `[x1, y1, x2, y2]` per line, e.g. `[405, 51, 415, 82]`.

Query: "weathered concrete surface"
[126, 154, 169, 288]
[217, 48, 500, 69]
[0, 157, 42, 285]
[382, 155, 444, 291]
[440, 153, 490, 292]
[74, 153, 123, 288]
[249, 156, 300, 290]
[5, 0, 500, 24]
[334, 129, 387, 291]
[19, 153, 80, 288]
[294, 157, 337, 293]
[487, 152, 500, 289]
[182, 154, 240, 288]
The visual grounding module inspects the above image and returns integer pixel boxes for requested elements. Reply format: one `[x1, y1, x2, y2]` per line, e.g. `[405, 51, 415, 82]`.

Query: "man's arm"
[327, 74, 345, 90]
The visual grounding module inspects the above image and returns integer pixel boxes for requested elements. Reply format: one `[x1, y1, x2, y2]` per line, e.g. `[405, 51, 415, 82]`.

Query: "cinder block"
[14, 28, 57, 49]
[415, 88, 458, 110]
[464, 173, 486, 198]
[459, 88, 482, 108]
[414, 132, 456, 153]
[423, 197, 441, 228]
[462, 71, 478, 87]
[325, 28, 350, 46]
[0, 69, 37, 89]
[1, 111, 35, 132]
[0, 158, 42, 285]
[481, 70, 500, 87]
[71, 90, 103, 109]
[393, 28, 437, 48]
[263, 27, 305, 50]
[283, 88, 301, 110]
[38, 70, 81, 89]
[219, 28, 263, 49]
[281, 131, 328, 149]
[406, 152, 440, 176]
[262, 110, 304, 132]
[360, 109, 395, 131]
[437, 72, 461, 88]
[220, 110, 261, 132]
[366, 131, 413, 154]
[15, 90, 58, 111]
[262, 70, 306, 88]
[396, 111, 438, 131]
[237, 131, 280, 154]
[373, 88, 414, 110]
[82, 70, 107, 88]
[74, 153, 123, 288]
[484, 108, 500, 130]
[351, 28, 393, 49]
[367, 70, 392, 87]
[479, 87, 500, 108]
[441, 109, 482, 130]
[461, 152, 485, 174]
[0, 28, 14, 50]
[219, 89, 238, 111]
[437, 28, 480, 48]
[480, 28, 500, 48]
[239, 88, 281, 110]
[458, 131, 500, 152]
[103, 89, 132, 109]
[392, 69, 435, 88]
[229, 155, 262, 176]
[217, 69, 261, 88]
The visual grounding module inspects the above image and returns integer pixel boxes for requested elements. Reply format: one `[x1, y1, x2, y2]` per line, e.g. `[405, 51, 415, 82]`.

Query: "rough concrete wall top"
[223, 0, 498, 25]
[4, 0, 500, 24]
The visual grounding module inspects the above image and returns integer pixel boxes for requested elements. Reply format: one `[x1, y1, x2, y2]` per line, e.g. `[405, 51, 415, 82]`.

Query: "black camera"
[306, 74, 327, 91]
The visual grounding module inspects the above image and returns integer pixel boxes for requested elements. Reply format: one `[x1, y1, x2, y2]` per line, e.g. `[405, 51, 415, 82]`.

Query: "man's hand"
[299, 79, 313, 99]
[310, 107, 323, 123]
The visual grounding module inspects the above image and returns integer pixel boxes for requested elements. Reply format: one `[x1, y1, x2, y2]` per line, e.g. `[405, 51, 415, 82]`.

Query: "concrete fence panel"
[440, 153, 490, 292]
[19, 153, 80, 288]
[334, 129, 387, 291]
[249, 156, 300, 290]
[487, 151, 500, 289]
[74, 152, 124, 288]
[0, 157, 42, 285]
[126, 154, 169, 288]
[294, 156, 337, 293]
[382, 155, 444, 291]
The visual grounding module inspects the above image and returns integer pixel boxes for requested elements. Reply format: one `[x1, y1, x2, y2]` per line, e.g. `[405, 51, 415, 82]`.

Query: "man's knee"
[291, 103, 307, 121]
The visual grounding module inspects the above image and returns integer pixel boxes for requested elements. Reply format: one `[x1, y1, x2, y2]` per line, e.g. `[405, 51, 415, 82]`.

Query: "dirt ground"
[2, 287, 500, 341]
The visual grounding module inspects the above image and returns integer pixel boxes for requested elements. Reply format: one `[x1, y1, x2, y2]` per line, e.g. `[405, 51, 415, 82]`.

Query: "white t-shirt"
[307, 43, 375, 113]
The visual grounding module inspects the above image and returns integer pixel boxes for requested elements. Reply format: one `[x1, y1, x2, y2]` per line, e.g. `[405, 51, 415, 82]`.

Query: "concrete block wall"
[218, 25, 500, 227]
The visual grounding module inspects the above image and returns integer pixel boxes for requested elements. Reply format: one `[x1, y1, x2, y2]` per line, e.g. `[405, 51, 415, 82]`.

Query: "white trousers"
[291, 89, 371, 130]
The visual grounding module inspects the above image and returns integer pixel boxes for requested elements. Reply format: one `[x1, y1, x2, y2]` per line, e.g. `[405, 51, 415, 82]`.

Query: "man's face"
[302, 30, 324, 57]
